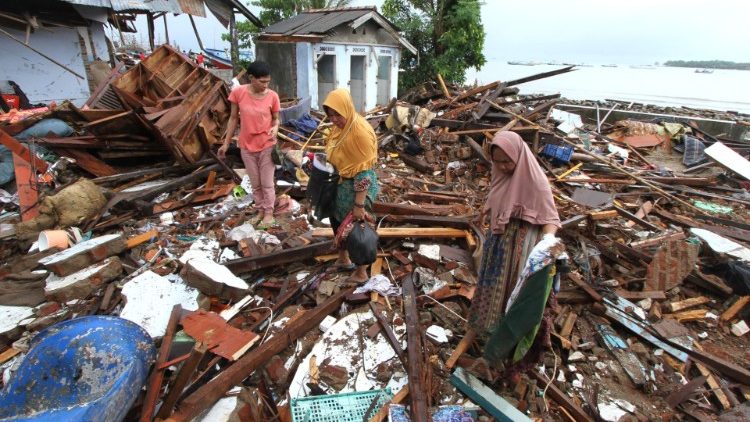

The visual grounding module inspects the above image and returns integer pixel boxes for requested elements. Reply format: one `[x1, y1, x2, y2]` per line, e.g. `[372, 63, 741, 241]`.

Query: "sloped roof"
[57, 0, 262, 25]
[261, 7, 416, 54]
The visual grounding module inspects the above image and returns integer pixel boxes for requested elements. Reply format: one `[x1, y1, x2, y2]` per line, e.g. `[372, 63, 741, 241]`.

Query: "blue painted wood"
[450, 367, 531, 422]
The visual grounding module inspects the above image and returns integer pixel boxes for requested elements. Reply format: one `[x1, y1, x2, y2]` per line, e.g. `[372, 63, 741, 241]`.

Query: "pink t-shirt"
[228, 86, 281, 152]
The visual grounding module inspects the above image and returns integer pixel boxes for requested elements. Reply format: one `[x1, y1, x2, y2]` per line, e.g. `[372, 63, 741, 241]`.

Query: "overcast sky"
[131, 0, 750, 64]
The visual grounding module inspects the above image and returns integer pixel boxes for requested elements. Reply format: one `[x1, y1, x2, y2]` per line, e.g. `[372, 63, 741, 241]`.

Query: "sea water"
[466, 62, 750, 114]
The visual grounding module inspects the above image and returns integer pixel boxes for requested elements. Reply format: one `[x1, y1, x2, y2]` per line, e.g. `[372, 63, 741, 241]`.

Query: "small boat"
[601, 64, 618, 68]
[0, 316, 155, 422]
[507, 61, 537, 66]
[204, 48, 254, 69]
[629, 64, 657, 70]
[695, 68, 714, 74]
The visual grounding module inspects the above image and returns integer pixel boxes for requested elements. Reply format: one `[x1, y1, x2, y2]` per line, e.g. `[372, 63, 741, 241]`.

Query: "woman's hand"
[217, 143, 229, 159]
[268, 124, 279, 139]
[352, 206, 365, 221]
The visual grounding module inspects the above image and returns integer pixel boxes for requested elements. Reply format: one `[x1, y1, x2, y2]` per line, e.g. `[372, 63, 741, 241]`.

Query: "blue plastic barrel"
[0, 316, 155, 422]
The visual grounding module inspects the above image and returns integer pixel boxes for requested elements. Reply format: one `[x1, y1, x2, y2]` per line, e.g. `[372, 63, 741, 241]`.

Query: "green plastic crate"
[291, 388, 392, 422]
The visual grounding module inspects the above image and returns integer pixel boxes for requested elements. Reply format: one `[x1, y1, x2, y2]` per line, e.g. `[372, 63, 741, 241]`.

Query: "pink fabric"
[487, 131, 560, 234]
[228, 86, 280, 152]
[241, 147, 276, 213]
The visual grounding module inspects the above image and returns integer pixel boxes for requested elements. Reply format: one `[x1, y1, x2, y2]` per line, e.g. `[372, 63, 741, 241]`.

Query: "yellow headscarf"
[322, 89, 378, 179]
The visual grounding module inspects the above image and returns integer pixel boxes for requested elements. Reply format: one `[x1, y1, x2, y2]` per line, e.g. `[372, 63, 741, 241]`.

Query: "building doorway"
[349, 55, 366, 112]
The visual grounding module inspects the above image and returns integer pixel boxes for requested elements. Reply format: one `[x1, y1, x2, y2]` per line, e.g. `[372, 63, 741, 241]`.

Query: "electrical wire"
[247, 306, 274, 345]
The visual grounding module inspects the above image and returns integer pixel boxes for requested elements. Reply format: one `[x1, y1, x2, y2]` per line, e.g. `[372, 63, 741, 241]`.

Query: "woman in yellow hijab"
[323, 88, 379, 283]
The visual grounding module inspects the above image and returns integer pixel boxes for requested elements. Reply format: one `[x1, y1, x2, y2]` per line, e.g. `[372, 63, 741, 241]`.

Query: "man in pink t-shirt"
[219, 61, 280, 228]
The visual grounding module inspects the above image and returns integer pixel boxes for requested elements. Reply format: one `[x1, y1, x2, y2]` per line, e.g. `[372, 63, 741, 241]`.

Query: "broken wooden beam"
[225, 240, 333, 275]
[721, 296, 750, 322]
[155, 342, 208, 420]
[402, 274, 429, 422]
[369, 302, 406, 365]
[398, 152, 434, 174]
[140, 304, 181, 422]
[311, 227, 468, 239]
[529, 370, 593, 422]
[446, 329, 477, 370]
[167, 287, 353, 422]
[665, 296, 710, 313]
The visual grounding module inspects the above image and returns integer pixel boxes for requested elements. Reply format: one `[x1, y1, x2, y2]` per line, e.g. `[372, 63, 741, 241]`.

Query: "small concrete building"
[255, 7, 417, 112]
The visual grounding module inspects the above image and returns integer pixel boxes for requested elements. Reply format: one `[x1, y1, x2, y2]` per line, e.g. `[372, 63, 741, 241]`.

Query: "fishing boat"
[694, 68, 714, 74]
[203, 48, 254, 69]
[601, 64, 618, 68]
[629, 64, 657, 70]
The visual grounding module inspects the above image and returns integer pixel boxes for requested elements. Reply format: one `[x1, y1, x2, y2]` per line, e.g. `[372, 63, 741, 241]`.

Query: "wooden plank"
[721, 296, 750, 322]
[155, 342, 208, 420]
[55, 148, 117, 177]
[311, 227, 468, 238]
[0, 129, 49, 172]
[451, 367, 531, 422]
[225, 240, 333, 275]
[167, 288, 353, 422]
[666, 296, 710, 313]
[372, 201, 456, 217]
[437, 73, 451, 98]
[692, 343, 732, 410]
[0, 347, 21, 364]
[141, 304, 182, 422]
[666, 309, 708, 323]
[398, 152, 433, 173]
[559, 312, 578, 338]
[368, 386, 409, 422]
[12, 153, 38, 221]
[615, 290, 667, 301]
[402, 275, 429, 422]
[126, 229, 158, 249]
[369, 303, 406, 365]
[446, 329, 476, 369]
[614, 205, 662, 232]
[588, 210, 618, 220]
[472, 82, 508, 121]
[567, 272, 603, 302]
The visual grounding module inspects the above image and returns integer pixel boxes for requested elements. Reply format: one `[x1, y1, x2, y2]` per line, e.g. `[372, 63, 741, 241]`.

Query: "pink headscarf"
[487, 131, 560, 234]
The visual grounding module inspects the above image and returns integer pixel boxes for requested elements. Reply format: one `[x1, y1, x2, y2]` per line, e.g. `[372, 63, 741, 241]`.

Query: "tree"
[382, 0, 485, 93]
[222, 0, 352, 59]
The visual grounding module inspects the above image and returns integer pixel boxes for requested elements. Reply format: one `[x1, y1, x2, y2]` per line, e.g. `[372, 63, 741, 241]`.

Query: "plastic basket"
[291, 388, 392, 422]
[541, 144, 574, 163]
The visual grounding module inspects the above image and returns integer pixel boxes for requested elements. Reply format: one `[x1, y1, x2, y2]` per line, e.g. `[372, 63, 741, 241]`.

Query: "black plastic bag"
[346, 221, 378, 266]
[307, 165, 338, 220]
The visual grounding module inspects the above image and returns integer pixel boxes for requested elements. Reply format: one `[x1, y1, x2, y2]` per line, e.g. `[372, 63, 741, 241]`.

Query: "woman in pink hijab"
[468, 131, 561, 366]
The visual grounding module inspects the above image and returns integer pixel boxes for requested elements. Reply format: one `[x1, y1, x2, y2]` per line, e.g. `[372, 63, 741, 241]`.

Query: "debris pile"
[1, 62, 750, 422]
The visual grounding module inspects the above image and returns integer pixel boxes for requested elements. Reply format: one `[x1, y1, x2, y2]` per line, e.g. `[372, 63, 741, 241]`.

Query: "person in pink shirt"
[218, 61, 280, 228]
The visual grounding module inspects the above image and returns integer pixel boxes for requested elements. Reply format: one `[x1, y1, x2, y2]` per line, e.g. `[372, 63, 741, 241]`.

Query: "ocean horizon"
[466, 62, 750, 115]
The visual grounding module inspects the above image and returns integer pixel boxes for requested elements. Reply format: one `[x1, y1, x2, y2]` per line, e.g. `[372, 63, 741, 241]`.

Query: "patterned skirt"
[468, 219, 543, 335]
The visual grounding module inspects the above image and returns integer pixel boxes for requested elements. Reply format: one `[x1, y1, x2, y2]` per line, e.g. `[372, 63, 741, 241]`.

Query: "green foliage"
[382, 0, 486, 93]
[664, 60, 750, 71]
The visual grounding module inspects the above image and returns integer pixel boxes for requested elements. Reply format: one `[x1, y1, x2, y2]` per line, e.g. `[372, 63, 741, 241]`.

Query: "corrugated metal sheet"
[292, 10, 366, 35]
[262, 9, 371, 35]
[177, 0, 206, 17]
[60, 0, 185, 13]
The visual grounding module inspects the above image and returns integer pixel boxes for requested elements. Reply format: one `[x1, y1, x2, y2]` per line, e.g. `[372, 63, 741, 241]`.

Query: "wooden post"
[229, 9, 239, 73]
[146, 13, 155, 51]
[162, 13, 170, 45]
